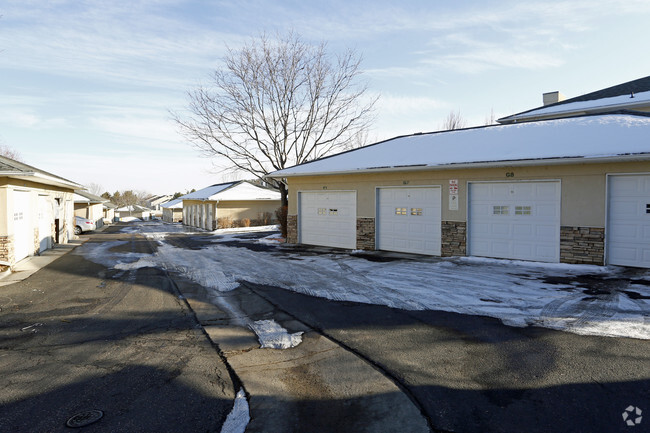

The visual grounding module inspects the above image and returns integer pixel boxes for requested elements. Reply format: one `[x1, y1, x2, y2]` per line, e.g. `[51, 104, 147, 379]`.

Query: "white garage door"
[377, 187, 441, 255]
[299, 191, 356, 249]
[13, 190, 33, 262]
[607, 174, 650, 268]
[469, 181, 560, 262]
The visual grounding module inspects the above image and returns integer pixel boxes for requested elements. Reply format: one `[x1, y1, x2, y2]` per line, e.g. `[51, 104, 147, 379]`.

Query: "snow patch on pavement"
[250, 319, 304, 349]
[114, 258, 159, 270]
[75, 221, 650, 340]
[219, 388, 250, 433]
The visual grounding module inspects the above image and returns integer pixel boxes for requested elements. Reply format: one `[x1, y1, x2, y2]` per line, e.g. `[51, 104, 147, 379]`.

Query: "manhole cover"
[66, 410, 104, 428]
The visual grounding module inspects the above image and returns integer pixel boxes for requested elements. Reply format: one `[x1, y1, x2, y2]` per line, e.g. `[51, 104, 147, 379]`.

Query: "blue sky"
[2, 0, 650, 195]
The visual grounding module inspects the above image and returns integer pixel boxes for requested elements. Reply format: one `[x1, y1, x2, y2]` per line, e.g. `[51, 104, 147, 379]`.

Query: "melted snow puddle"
[249, 319, 304, 349]
[220, 388, 250, 433]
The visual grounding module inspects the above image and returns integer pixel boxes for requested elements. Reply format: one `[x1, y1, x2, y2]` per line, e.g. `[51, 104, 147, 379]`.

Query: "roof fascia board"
[1, 172, 82, 189]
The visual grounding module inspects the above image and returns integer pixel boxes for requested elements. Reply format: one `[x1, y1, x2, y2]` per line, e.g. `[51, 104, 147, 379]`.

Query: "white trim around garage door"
[298, 190, 357, 249]
[375, 185, 442, 255]
[467, 180, 561, 263]
[606, 173, 650, 268]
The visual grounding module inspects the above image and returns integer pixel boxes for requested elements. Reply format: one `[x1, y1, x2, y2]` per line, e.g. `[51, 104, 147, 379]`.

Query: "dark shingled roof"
[499, 75, 650, 122]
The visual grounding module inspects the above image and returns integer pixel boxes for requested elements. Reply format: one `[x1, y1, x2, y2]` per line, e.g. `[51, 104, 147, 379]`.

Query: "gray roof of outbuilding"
[0, 155, 82, 189]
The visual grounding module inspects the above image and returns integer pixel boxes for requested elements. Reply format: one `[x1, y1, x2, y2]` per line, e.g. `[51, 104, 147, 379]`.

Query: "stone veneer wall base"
[287, 215, 298, 244]
[0, 235, 14, 267]
[356, 217, 375, 250]
[441, 221, 466, 257]
[560, 226, 604, 265]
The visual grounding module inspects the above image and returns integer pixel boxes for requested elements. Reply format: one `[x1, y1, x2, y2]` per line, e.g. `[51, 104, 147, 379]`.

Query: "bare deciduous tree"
[484, 108, 497, 126]
[172, 32, 377, 206]
[441, 110, 467, 131]
[0, 144, 23, 162]
[86, 182, 104, 196]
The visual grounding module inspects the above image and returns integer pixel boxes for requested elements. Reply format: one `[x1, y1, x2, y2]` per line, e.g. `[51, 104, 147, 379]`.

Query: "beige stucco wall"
[1, 178, 74, 237]
[285, 160, 650, 228]
[0, 177, 76, 265]
[217, 200, 280, 221]
[74, 203, 104, 224]
[182, 199, 280, 229]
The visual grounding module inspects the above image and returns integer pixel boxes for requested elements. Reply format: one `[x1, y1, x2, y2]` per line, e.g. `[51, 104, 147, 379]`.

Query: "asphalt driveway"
[0, 229, 235, 433]
[7, 221, 648, 432]
[95, 220, 648, 433]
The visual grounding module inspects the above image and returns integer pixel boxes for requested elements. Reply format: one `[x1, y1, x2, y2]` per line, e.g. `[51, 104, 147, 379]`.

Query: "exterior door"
[468, 181, 561, 262]
[376, 187, 441, 255]
[299, 191, 356, 249]
[607, 174, 650, 268]
[38, 195, 52, 252]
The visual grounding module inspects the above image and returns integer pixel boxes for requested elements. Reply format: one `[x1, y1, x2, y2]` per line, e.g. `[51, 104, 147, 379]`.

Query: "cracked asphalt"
[0, 230, 235, 433]
[161, 226, 650, 433]
[1, 223, 649, 433]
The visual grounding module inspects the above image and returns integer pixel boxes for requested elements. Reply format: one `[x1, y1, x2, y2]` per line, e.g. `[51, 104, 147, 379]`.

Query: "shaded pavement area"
[242, 281, 650, 433]
[0, 229, 235, 433]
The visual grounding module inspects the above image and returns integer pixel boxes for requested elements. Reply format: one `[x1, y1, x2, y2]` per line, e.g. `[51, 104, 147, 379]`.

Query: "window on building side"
[493, 206, 509, 215]
[395, 207, 407, 215]
[411, 208, 423, 216]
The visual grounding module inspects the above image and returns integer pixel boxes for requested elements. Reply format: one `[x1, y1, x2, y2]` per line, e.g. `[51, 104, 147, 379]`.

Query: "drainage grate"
[66, 410, 104, 428]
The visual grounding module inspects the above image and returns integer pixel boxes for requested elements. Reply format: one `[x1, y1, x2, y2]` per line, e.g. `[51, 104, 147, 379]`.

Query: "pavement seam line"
[141, 232, 248, 402]
[240, 280, 448, 433]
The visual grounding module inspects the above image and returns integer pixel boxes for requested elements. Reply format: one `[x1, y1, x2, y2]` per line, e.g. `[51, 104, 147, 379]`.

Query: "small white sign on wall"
[449, 180, 459, 210]
[449, 194, 458, 210]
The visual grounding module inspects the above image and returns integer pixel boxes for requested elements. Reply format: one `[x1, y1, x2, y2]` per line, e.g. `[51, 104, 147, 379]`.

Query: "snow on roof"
[161, 198, 183, 209]
[499, 91, 650, 122]
[74, 190, 106, 203]
[181, 181, 280, 201]
[269, 115, 650, 177]
[116, 205, 151, 212]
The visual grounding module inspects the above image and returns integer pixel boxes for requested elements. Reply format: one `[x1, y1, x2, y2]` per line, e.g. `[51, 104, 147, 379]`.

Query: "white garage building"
[1, 155, 80, 268]
[269, 114, 650, 268]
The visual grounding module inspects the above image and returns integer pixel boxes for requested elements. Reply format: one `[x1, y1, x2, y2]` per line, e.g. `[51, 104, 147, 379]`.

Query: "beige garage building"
[1, 155, 80, 268]
[182, 181, 281, 230]
[269, 113, 650, 268]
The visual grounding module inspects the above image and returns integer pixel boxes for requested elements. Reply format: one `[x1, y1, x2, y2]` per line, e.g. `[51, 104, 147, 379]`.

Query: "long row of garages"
[297, 175, 649, 268]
